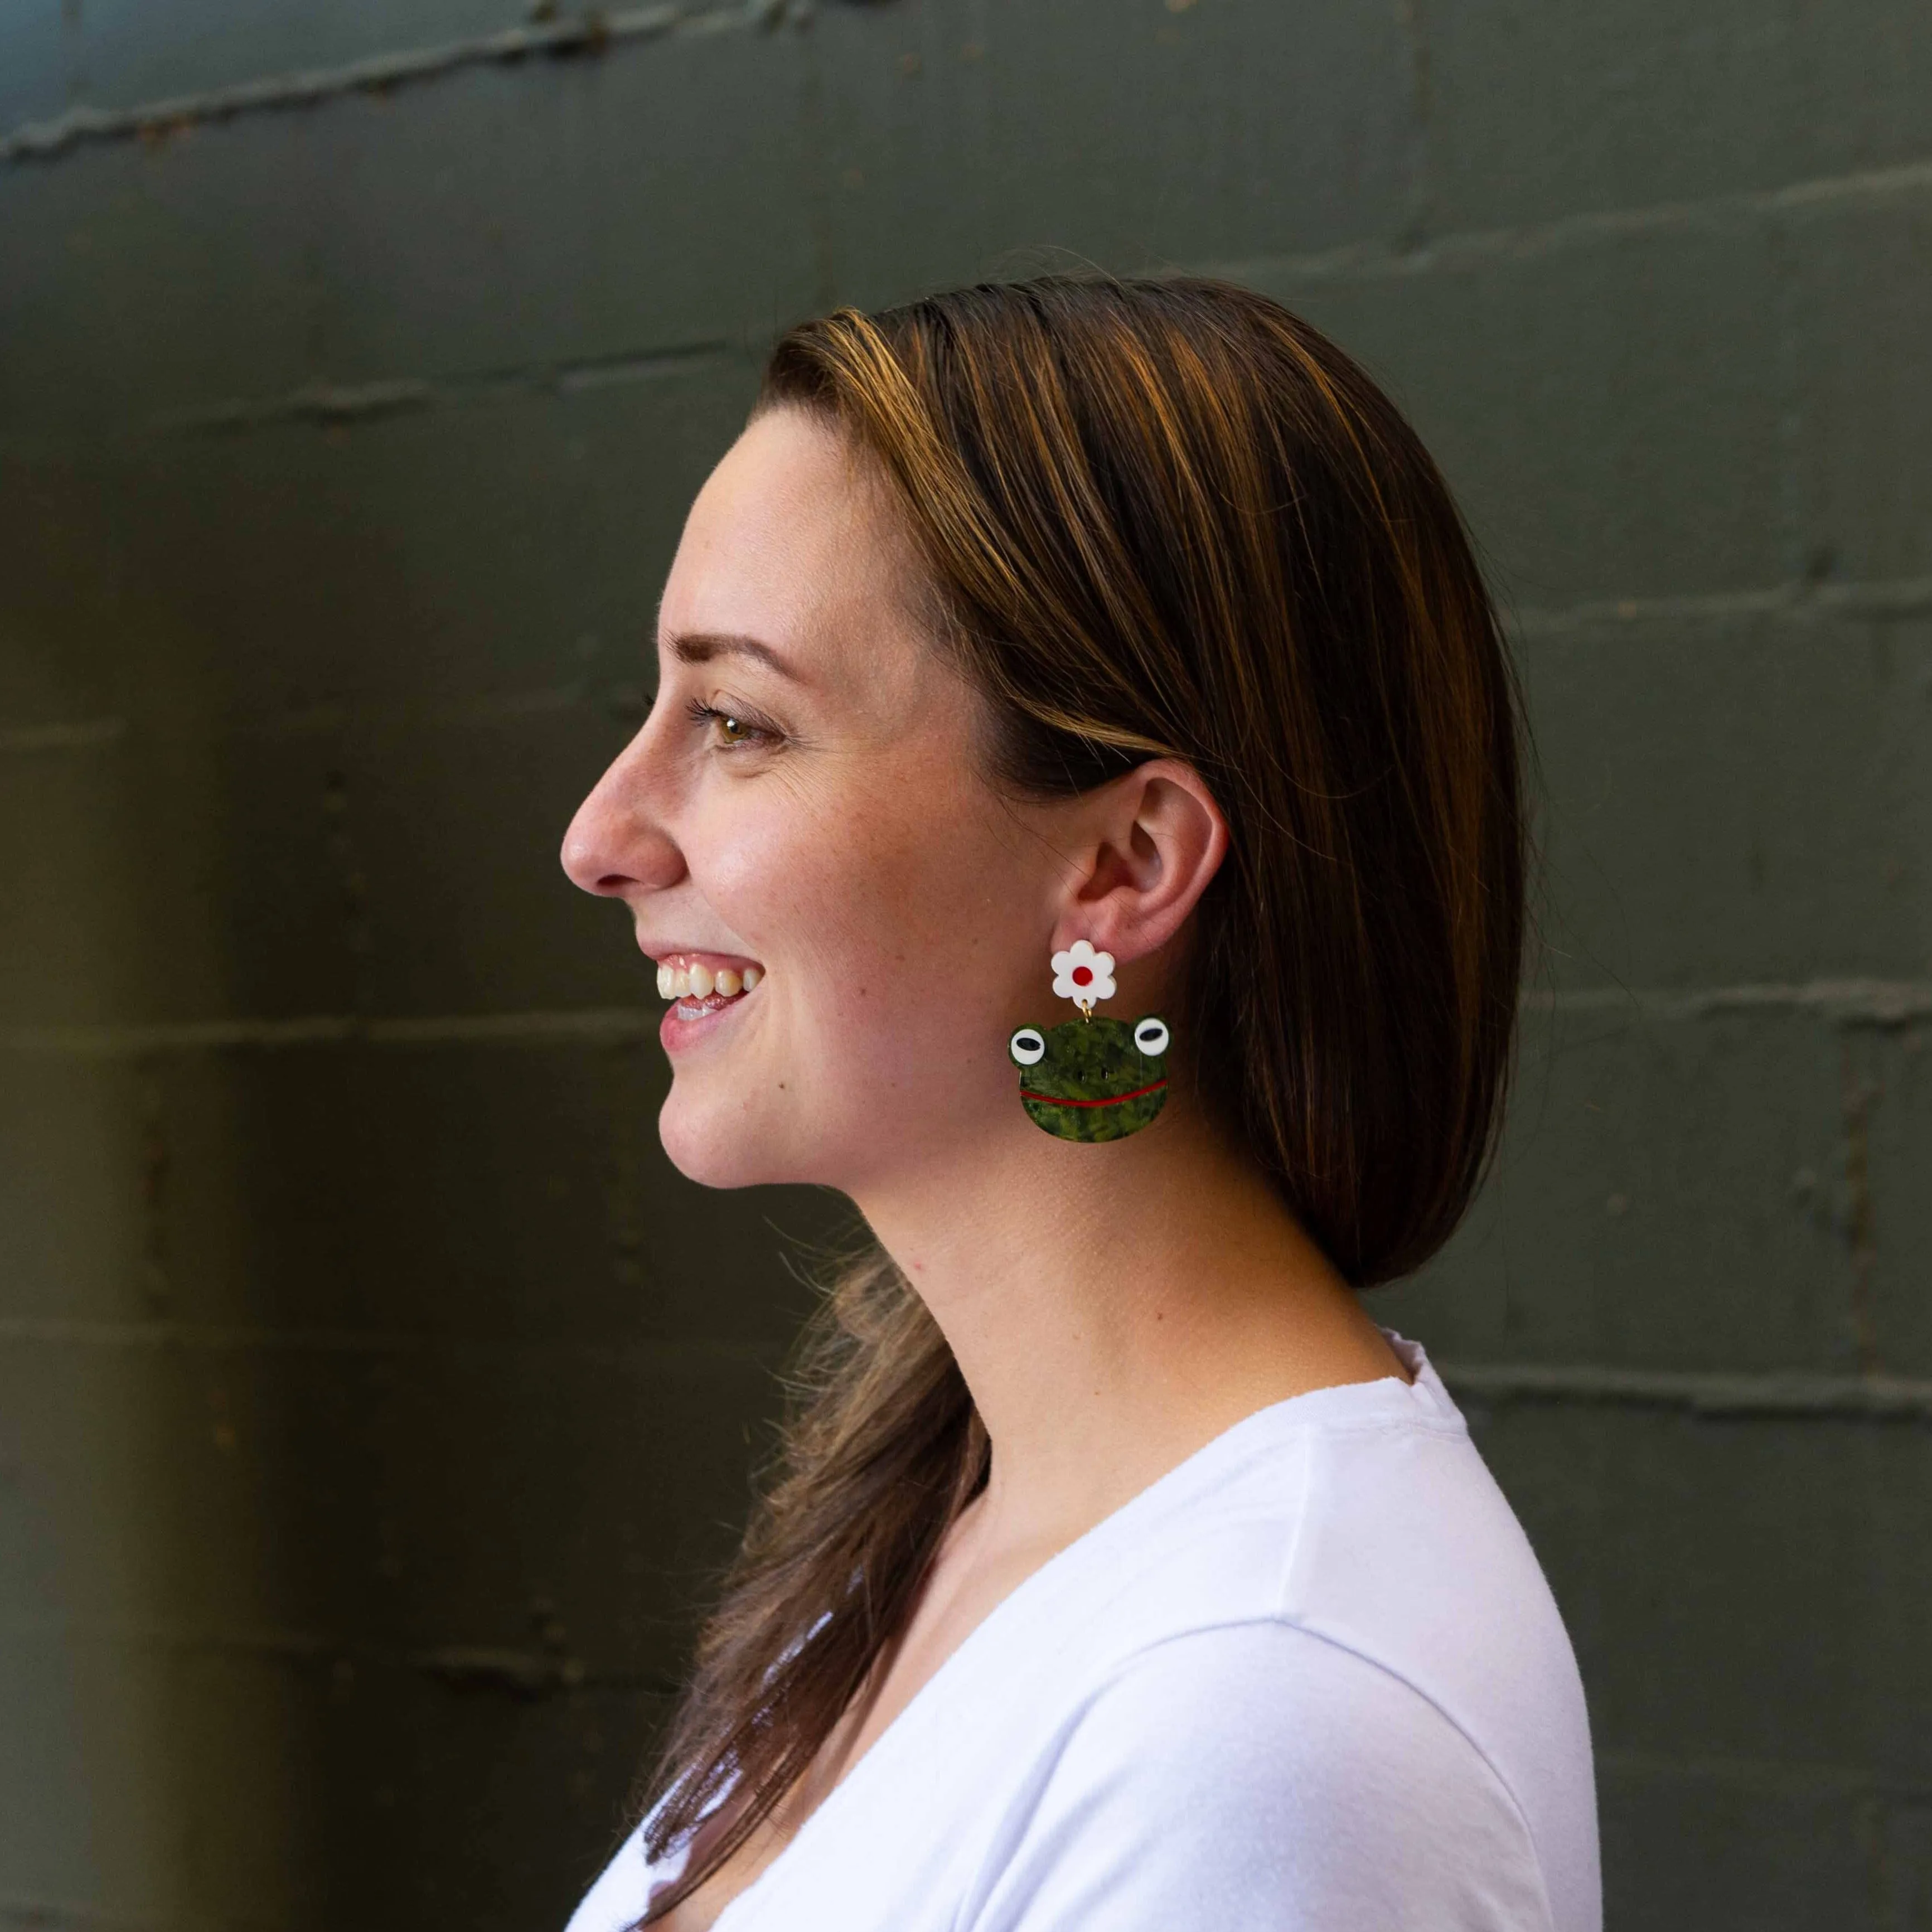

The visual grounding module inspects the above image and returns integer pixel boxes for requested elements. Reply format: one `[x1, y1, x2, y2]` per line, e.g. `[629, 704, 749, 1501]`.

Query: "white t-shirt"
[566, 1326, 1601, 1932]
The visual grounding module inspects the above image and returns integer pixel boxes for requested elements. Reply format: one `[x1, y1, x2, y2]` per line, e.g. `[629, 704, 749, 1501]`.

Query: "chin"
[656, 1083, 817, 1192]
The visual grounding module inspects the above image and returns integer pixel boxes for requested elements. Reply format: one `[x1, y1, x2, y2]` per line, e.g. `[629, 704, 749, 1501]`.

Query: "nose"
[560, 730, 687, 899]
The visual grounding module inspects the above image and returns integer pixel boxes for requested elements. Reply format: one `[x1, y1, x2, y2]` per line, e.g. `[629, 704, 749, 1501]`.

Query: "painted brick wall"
[2, 3, 1928, 1926]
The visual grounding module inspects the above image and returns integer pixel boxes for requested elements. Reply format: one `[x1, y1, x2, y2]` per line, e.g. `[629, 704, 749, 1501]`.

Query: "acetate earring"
[1008, 941, 1170, 1143]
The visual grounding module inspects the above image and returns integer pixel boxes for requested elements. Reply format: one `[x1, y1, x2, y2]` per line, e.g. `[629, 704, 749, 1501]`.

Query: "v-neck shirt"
[564, 1326, 1601, 1932]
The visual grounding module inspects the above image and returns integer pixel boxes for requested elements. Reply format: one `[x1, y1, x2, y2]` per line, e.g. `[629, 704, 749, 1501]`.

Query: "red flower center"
[1072, 965, 1092, 986]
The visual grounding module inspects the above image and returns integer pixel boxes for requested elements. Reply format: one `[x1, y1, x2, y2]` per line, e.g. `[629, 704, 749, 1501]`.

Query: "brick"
[1461, 1400, 1932, 1786]
[1377, 1006, 1930, 1378]
[1791, 191, 1932, 587]
[0, 1614, 654, 1929]
[1599, 1752, 1904, 1932]
[0, 0, 530, 133]
[0, 717, 362, 1028]
[1422, 0, 1932, 232]
[0, 12, 65, 148]
[0, 377, 759, 1028]
[0, 1631, 95, 1908]
[0, 1053, 151, 1324]
[0, 32, 821, 439]
[1860, 1023, 1932, 1377]
[138, 1035, 833, 1347]
[0, 1631, 337, 1925]
[1257, 219, 1795, 601]
[2, 356, 756, 727]
[303, 1661, 669, 1932]
[1519, 608, 1932, 991]
[343, 700, 656, 1019]
[0, 1633, 317, 1920]
[0, 448, 136, 733]
[810, 0, 1413, 309]
[1876, 1795, 1932, 1930]
[0, 1325, 791, 1661]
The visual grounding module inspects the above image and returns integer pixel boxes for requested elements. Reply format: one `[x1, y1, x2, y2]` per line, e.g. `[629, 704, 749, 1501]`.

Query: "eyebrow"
[664, 630, 803, 681]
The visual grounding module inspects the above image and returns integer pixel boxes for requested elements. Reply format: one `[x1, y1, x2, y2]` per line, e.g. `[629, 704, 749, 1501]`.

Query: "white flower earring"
[1050, 938, 1117, 1018]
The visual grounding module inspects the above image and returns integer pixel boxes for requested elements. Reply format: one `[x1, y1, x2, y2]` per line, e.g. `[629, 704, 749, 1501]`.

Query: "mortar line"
[1522, 979, 1932, 1027]
[1509, 574, 1932, 635]
[1593, 1748, 1932, 1798]
[0, 1618, 678, 1698]
[5, 1314, 1926, 1420]
[144, 337, 744, 438]
[0, 718, 131, 753]
[0, 1007, 660, 1055]
[1214, 154, 1932, 289]
[0, 1318, 777, 1369]
[3, 565, 1928, 764]
[0, 1902, 244, 1932]
[1437, 1359, 1932, 1422]
[0, 1, 777, 165]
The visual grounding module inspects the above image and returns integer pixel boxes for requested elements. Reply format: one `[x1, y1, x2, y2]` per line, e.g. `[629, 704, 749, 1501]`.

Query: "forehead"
[658, 407, 926, 669]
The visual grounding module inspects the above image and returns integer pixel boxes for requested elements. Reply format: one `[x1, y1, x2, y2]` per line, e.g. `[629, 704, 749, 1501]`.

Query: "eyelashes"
[682, 696, 783, 752]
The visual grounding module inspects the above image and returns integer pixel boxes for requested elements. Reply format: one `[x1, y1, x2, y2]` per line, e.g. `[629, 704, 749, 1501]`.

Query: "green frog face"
[1008, 1014, 1170, 1142]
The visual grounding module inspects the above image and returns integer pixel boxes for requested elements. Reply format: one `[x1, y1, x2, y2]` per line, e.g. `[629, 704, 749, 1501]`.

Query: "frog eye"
[1132, 1016, 1170, 1056]
[1009, 1027, 1047, 1067]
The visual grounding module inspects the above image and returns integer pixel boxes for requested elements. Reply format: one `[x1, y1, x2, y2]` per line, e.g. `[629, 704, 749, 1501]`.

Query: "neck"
[851, 1100, 1408, 1557]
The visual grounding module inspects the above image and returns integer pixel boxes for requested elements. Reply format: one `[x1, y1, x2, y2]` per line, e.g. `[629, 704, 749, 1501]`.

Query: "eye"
[684, 697, 778, 750]
[1132, 1016, 1169, 1056]
[1009, 1027, 1046, 1067]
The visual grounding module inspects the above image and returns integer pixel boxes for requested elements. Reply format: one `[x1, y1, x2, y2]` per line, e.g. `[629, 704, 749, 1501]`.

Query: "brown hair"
[631, 273, 1525, 1917]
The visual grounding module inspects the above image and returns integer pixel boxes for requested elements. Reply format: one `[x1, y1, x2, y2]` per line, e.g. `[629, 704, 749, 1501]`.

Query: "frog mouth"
[1019, 1078, 1168, 1109]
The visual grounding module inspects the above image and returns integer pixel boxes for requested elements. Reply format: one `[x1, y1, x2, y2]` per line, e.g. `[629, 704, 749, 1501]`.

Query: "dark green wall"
[2, 3, 1928, 1926]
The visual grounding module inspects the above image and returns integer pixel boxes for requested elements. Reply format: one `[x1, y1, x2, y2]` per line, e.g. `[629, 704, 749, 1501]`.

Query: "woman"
[559, 274, 1599, 1931]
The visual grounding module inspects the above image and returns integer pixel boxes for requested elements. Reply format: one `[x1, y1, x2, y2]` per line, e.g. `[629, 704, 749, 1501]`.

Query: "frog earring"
[1007, 941, 1170, 1143]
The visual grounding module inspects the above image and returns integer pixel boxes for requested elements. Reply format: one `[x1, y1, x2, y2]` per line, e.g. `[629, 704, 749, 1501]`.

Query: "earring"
[1008, 941, 1170, 1144]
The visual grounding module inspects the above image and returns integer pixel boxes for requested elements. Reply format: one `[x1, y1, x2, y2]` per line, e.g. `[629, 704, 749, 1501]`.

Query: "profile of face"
[561, 408, 1208, 1198]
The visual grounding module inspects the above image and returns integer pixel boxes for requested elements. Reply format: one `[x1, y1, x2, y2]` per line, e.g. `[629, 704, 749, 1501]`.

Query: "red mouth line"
[1020, 1078, 1168, 1110]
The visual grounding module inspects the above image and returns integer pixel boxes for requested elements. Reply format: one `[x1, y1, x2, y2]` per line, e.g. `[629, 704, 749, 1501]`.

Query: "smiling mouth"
[1019, 1078, 1168, 1108]
[655, 951, 763, 1007]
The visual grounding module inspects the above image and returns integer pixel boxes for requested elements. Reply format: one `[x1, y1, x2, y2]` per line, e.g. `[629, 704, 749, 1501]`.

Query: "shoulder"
[1061, 1620, 1543, 1856]
[966, 1620, 1559, 1932]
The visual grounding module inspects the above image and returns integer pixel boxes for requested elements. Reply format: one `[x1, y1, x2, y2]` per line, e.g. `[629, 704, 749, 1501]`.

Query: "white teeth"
[660, 957, 761, 1003]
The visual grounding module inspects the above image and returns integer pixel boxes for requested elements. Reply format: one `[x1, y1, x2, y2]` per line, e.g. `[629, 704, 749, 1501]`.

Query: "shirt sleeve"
[965, 1619, 1557, 1932]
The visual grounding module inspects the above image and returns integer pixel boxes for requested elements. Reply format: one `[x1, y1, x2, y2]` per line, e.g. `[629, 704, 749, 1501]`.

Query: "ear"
[1052, 759, 1229, 966]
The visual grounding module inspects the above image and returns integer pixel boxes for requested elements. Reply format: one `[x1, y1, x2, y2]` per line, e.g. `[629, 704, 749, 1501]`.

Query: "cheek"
[695, 771, 1037, 1077]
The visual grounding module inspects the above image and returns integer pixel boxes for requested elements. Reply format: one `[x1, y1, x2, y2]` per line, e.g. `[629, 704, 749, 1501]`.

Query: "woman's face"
[561, 406, 1072, 1195]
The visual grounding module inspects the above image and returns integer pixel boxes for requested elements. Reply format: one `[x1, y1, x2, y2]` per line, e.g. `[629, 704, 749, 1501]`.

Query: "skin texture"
[560, 408, 1412, 1929]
